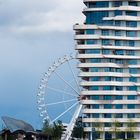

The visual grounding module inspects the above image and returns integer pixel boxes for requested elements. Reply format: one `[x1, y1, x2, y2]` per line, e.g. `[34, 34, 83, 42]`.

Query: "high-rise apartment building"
[74, 0, 140, 139]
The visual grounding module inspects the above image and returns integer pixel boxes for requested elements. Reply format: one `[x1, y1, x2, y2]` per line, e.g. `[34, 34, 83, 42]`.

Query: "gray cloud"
[0, 0, 84, 33]
[0, 0, 84, 128]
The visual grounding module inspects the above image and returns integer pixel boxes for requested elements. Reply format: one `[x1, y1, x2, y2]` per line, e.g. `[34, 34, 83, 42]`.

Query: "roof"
[1, 116, 34, 133]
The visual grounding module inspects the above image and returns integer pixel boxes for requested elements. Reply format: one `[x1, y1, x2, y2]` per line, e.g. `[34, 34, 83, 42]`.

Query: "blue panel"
[89, 2, 109, 8]
[86, 39, 97, 44]
[104, 95, 112, 100]
[115, 95, 123, 100]
[115, 104, 123, 109]
[114, 10, 122, 16]
[85, 49, 100, 54]
[126, 11, 137, 16]
[85, 29, 95, 34]
[126, 21, 137, 27]
[104, 104, 112, 109]
[127, 104, 135, 109]
[127, 95, 136, 100]
[86, 11, 109, 24]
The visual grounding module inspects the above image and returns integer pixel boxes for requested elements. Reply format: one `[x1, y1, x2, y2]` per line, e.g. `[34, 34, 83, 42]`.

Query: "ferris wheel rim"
[37, 53, 81, 124]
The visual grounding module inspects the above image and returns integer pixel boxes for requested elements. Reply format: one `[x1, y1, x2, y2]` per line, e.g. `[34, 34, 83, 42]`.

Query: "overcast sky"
[0, 0, 85, 129]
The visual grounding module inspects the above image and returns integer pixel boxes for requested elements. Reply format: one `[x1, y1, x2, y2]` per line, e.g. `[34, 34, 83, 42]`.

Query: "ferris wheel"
[37, 54, 83, 140]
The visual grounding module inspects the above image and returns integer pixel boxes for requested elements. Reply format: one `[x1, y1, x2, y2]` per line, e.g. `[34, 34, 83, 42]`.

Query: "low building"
[0, 116, 48, 140]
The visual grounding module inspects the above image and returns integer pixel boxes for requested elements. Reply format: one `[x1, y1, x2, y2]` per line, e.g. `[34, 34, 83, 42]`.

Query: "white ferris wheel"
[37, 54, 84, 140]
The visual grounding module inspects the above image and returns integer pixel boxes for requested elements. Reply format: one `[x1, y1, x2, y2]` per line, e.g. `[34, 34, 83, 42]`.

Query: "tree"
[42, 120, 53, 137]
[42, 120, 63, 140]
[72, 117, 84, 139]
[92, 119, 103, 139]
[52, 121, 63, 139]
[125, 119, 137, 140]
[109, 119, 121, 140]
[126, 119, 137, 132]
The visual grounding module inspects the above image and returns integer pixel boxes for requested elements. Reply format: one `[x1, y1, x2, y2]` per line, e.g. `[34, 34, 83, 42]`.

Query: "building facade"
[74, 0, 140, 139]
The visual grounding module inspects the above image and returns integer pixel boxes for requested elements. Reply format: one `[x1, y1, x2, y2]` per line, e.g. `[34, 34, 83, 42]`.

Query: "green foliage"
[42, 120, 63, 139]
[7, 136, 15, 140]
[126, 119, 137, 132]
[92, 120, 103, 132]
[109, 119, 121, 133]
[52, 121, 63, 139]
[72, 117, 84, 138]
[0, 136, 2, 140]
[42, 120, 53, 136]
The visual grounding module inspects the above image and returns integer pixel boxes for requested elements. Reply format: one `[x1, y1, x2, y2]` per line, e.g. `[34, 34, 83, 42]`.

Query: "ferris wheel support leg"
[61, 104, 83, 140]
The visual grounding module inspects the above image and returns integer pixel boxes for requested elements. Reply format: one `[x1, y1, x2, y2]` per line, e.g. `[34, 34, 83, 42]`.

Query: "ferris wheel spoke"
[46, 99, 77, 106]
[67, 61, 80, 92]
[47, 86, 77, 97]
[54, 71, 79, 95]
[51, 102, 79, 123]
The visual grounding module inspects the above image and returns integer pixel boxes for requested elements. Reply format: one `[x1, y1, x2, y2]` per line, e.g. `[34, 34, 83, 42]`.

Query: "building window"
[88, 58, 101, 63]
[89, 1, 109, 8]
[116, 86, 123, 91]
[91, 95, 100, 100]
[104, 123, 111, 127]
[129, 86, 137, 91]
[115, 21, 121, 26]
[90, 67, 99, 72]
[90, 77, 100, 81]
[127, 113, 135, 118]
[86, 39, 97, 44]
[127, 95, 136, 100]
[115, 114, 123, 118]
[116, 68, 123, 73]
[102, 39, 111, 45]
[115, 40, 122, 46]
[104, 113, 112, 118]
[126, 50, 135, 56]
[104, 77, 111, 81]
[104, 67, 114, 72]
[115, 104, 123, 109]
[126, 11, 137, 16]
[104, 104, 112, 109]
[128, 60, 137, 65]
[126, 31, 137, 37]
[115, 95, 123, 100]
[127, 104, 135, 109]
[114, 10, 122, 16]
[102, 30, 109, 35]
[115, 30, 122, 36]
[105, 132, 112, 139]
[129, 40, 135, 46]
[127, 132, 134, 139]
[124, 40, 135, 47]
[129, 68, 137, 74]
[85, 29, 95, 34]
[92, 104, 100, 109]
[104, 95, 112, 100]
[113, 1, 122, 7]
[129, 77, 137, 82]
[113, 50, 124, 55]
[92, 113, 100, 118]
[103, 86, 113, 90]
[129, 2, 138, 6]
[116, 77, 123, 82]
[126, 21, 137, 27]
[85, 49, 100, 54]
[116, 132, 125, 139]
[102, 49, 110, 54]
[86, 11, 109, 24]
[90, 86, 99, 91]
